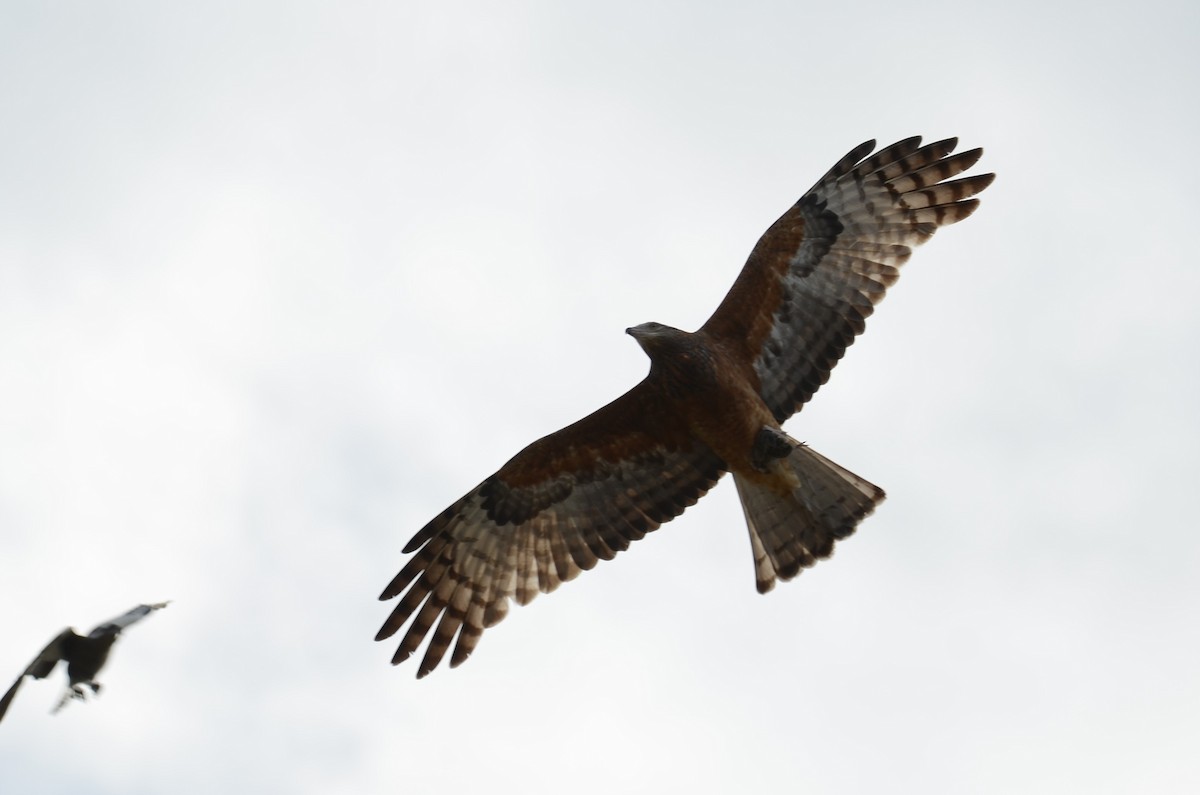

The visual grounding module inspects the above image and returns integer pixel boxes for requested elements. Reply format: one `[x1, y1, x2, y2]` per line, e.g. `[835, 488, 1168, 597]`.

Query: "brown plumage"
[0, 602, 169, 722]
[378, 136, 994, 677]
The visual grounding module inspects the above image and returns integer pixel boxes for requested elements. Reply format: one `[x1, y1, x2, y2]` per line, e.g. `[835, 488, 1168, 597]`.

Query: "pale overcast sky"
[2, 1, 1198, 793]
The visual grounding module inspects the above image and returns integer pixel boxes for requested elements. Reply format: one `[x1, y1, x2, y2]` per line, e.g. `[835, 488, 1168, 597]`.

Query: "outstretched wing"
[377, 381, 725, 677]
[87, 602, 171, 639]
[703, 136, 994, 421]
[0, 629, 73, 723]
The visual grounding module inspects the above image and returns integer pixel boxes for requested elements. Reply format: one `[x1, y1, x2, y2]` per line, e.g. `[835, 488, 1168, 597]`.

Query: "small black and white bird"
[0, 602, 170, 723]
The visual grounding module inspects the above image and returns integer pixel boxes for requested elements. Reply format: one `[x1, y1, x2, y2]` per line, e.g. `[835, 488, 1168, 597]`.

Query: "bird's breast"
[653, 338, 776, 472]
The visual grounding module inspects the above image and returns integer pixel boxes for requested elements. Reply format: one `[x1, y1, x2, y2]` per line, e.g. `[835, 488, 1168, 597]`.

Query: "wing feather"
[0, 677, 23, 723]
[87, 602, 170, 638]
[702, 136, 994, 420]
[377, 380, 726, 677]
[0, 629, 75, 724]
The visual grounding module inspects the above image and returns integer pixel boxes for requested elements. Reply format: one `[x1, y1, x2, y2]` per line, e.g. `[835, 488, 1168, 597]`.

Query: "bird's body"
[379, 136, 995, 677]
[627, 322, 786, 477]
[0, 602, 169, 722]
[59, 631, 118, 691]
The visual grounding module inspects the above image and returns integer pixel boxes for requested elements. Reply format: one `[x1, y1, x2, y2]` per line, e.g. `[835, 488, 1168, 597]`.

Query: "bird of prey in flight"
[378, 136, 994, 677]
[0, 602, 169, 722]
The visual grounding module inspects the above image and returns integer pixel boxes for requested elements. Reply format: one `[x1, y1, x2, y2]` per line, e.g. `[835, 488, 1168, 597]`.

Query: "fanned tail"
[734, 439, 885, 594]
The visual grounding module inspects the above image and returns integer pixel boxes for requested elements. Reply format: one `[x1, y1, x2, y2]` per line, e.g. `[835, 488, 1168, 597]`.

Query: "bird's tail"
[733, 438, 885, 594]
[51, 687, 79, 715]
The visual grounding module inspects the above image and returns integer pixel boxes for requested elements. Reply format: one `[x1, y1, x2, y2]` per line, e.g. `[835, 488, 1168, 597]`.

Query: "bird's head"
[626, 322, 683, 359]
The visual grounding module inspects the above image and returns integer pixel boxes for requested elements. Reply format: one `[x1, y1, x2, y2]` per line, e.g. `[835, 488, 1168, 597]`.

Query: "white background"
[2, 1, 1197, 792]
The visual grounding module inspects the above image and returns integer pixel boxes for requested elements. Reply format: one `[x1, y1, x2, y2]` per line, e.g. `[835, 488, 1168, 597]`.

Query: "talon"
[750, 427, 795, 471]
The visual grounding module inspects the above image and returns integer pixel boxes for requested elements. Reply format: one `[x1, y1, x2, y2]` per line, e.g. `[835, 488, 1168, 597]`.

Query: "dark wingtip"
[377, 609, 405, 642]
[955, 198, 983, 221]
[379, 572, 406, 601]
[848, 139, 877, 164]
[953, 146, 983, 171]
[928, 135, 958, 153]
